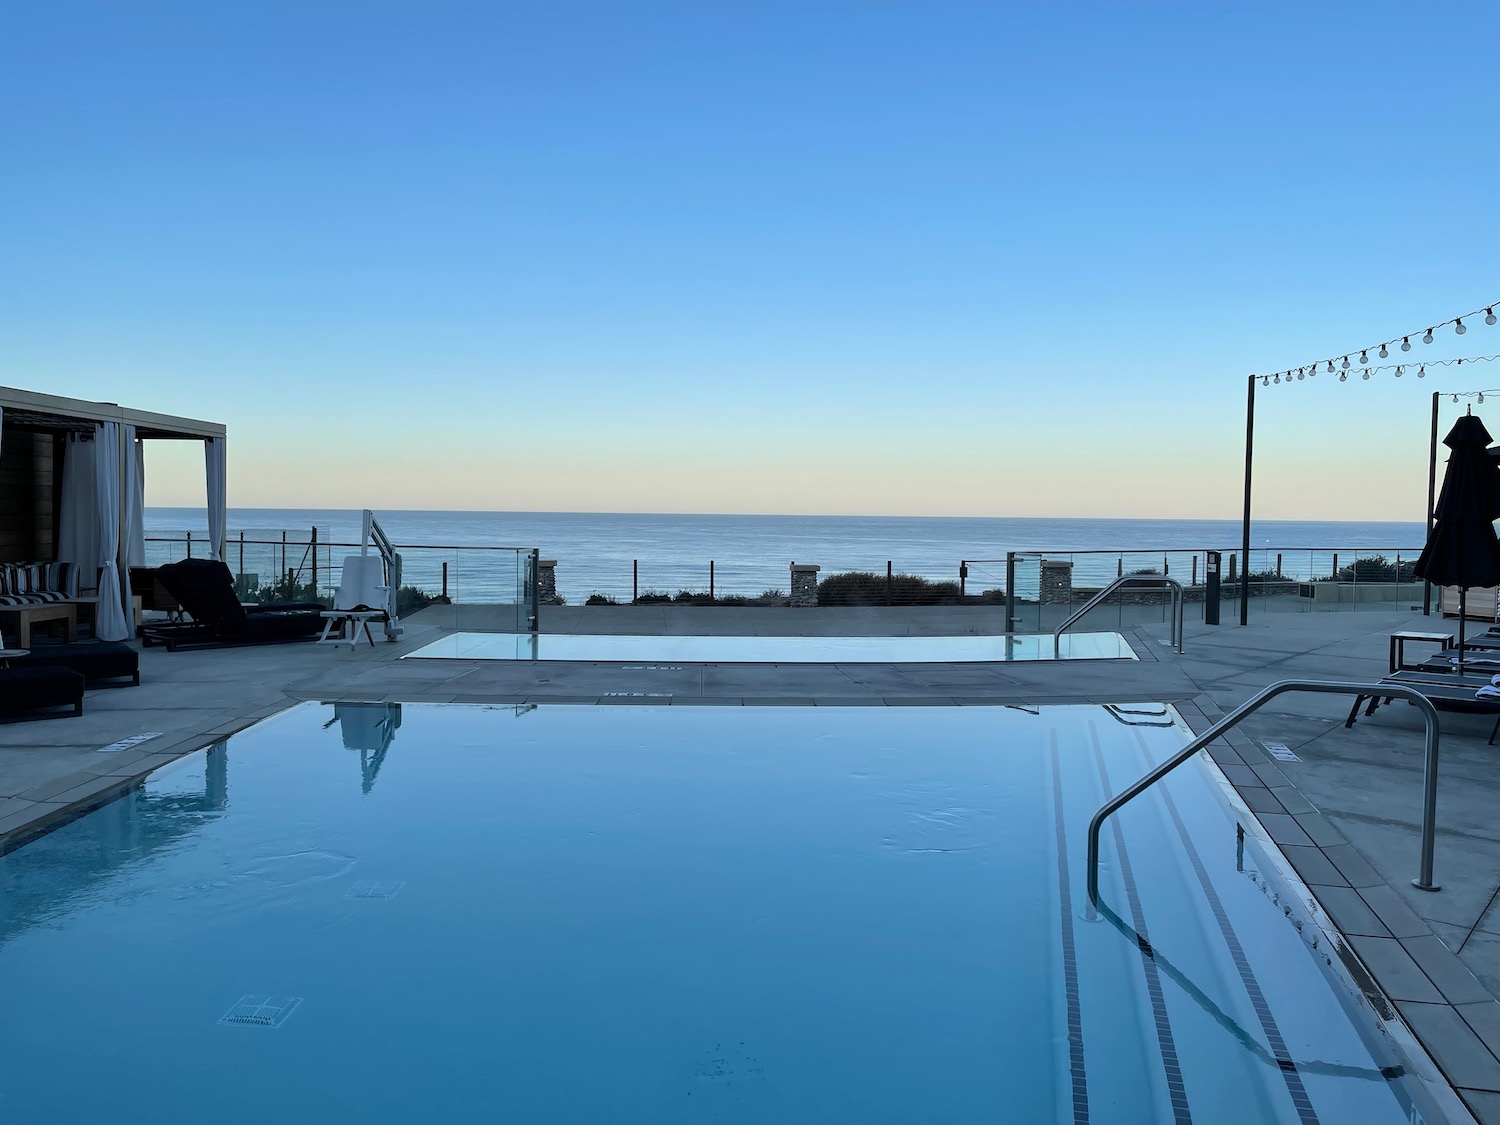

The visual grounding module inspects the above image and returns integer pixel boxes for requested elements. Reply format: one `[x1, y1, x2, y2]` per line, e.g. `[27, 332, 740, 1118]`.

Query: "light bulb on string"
[1297, 370, 1305, 380]
[1453, 394, 1460, 403]
[1274, 373, 1281, 383]
[1487, 308, 1497, 326]
[1379, 344, 1388, 358]
[1327, 360, 1334, 373]
[1456, 319, 1467, 335]
[1401, 336, 1411, 351]
[1418, 365, 1426, 378]
[1341, 356, 1350, 369]
[1359, 350, 1369, 364]
[1395, 366, 1404, 377]
[1339, 372, 1348, 382]
[1262, 376, 1269, 386]
[1362, 370, 1370, 380]
[1424, 328, 1434, 344]
[1480, 393, 1486, 405]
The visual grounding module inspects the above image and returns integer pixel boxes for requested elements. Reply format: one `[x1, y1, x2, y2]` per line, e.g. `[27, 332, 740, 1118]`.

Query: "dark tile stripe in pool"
[1122, 727, 1323, 1125]
[1091, 734, 1195, 1125]
[1050, 733, 1091, 1125]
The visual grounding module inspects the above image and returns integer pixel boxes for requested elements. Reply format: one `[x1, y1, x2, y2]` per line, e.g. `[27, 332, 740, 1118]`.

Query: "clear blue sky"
[2, 1, 1496, 519]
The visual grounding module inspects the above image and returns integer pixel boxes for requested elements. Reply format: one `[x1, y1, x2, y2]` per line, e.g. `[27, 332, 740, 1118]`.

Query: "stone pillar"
[790, 563, 820, 607]
[1039, 559, 1073, 605]
[537, 560, 563, 606]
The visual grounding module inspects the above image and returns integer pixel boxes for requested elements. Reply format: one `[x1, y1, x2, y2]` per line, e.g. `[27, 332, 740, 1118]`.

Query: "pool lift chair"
[334, 511, 403, 643]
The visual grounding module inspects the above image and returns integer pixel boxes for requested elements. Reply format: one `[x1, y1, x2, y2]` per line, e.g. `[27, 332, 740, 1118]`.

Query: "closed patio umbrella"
[1414, 411, 1500, 673]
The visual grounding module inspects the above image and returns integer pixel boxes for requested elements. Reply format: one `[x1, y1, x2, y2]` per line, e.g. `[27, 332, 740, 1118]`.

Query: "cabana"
[0, 386, 226, 642]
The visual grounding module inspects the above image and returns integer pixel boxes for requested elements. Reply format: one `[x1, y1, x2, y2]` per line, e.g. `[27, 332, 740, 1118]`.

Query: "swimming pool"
[403, 630, 1137, 662]
[0, 703, 1455, 1124]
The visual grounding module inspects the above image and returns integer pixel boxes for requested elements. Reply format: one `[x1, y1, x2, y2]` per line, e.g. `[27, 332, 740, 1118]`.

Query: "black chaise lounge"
[0, 666, 85, 720]
[142, 559, 326, 651]
[13, 641, 140, 686]
[1345, 669, 1500, 745]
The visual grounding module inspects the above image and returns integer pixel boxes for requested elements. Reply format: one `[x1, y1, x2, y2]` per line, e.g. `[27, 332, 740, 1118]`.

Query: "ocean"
[143, 509, 1428, 604]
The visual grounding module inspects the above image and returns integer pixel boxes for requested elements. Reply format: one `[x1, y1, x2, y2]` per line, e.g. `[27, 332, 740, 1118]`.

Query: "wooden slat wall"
[0, 426, 58, 561]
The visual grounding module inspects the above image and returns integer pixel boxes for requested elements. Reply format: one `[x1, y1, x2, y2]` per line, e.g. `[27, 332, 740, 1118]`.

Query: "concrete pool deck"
[4, 602, 1500, 1121]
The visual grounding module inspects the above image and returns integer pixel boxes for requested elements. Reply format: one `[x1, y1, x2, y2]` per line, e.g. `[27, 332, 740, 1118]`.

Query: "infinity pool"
[0, 703, 1450, 1124]
[403, 630, 1137, 662]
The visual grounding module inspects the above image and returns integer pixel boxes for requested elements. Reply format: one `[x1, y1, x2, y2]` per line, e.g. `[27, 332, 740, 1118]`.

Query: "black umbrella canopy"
[1415, 413, 1500, 590]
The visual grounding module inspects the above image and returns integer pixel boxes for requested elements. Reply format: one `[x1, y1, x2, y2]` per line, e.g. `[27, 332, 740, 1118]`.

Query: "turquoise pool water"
[0, 703, 1451, 1124]
[403, 630, 1137, 662]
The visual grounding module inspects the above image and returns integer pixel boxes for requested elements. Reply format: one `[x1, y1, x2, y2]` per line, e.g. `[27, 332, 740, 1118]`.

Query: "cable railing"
[142, 533, 1430, 624]
[144, 532, 539, 633]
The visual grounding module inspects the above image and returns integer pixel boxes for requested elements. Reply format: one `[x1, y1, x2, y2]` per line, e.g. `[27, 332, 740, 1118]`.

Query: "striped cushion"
[0, 562, 80, 600]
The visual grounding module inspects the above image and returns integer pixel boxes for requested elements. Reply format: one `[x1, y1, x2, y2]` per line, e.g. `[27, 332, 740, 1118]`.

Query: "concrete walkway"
[4, 601, 1500, 1120]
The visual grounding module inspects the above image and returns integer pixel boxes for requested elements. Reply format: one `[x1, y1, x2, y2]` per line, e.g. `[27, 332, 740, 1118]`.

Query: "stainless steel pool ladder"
[1053, 575, 1184, 657]
[1085, 679, 1443, 908]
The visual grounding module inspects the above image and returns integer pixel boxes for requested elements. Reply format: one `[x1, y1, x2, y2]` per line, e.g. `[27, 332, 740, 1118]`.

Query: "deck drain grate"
[95, 732, 162, 753]
[218, 996, 301, 1028]
[347, 880, 406, 900]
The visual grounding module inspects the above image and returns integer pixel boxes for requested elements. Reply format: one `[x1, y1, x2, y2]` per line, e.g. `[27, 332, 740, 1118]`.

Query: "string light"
[1480, 393, 1486, 404]
[1250, 354, 1500, 387]
[1254, 300, 1498, 384]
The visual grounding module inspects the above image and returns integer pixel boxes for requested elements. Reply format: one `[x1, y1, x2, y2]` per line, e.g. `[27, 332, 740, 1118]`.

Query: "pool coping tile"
[1395, 1001, 1500, 1092]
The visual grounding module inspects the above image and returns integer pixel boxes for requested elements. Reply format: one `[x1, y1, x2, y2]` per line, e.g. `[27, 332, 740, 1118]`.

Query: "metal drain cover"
[347, 880, 405, 900]
[218, 996, 301, 1028]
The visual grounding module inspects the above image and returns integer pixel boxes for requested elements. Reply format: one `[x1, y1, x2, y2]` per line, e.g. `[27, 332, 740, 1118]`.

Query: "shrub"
[817, 571, 966, 607]
[635, 591, 671, 605]
[585, 593, 619, 606]
[396, 585, 438, 616]
[1321, 554, 1418, 583]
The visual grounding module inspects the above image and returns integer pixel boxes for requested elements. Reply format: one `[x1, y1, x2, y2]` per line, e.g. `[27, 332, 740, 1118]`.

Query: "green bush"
[1320, 554, 1418, 583]
[635, 591, 672, 605]
[396, 585, 437, 616]
[817, 571, 966, 607]
[585, 593, 620, 606]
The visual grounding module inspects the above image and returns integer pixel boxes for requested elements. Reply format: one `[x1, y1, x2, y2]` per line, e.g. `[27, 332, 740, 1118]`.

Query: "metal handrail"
[1054, 575, 1184, 655]
[1085, 679, 1443, 907]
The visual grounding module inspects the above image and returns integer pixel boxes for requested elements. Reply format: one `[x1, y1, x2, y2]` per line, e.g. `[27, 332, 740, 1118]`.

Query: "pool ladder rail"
[1053, 575, 1185, 657]
[1085, 679, 1443, 908]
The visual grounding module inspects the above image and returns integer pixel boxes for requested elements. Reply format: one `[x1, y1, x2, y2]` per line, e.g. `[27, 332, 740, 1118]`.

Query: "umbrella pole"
[1460, 587, 1468, 674]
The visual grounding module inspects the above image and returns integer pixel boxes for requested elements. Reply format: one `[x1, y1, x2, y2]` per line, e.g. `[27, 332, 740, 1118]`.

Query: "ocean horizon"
[144, 508, 1429, 603]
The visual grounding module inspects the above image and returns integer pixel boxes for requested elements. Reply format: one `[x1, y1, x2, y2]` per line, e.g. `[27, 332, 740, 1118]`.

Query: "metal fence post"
[710, 560, 715, 602]
[1005, 552, 1016, 632]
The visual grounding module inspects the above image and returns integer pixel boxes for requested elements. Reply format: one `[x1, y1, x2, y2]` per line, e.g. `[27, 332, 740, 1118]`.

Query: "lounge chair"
[0, 666, 85, 720]
[141, 559, 326, 651]
[12, 641, 139, 686]
[1345, 669, 1500, 744]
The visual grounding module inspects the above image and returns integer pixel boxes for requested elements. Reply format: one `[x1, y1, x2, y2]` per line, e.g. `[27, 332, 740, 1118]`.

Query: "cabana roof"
[0, 386, 224, 440]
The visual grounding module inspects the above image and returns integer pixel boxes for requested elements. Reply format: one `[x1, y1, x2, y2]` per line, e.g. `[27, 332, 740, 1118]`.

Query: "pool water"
[403, 630, 1138, 662]
[0, 703, 1448, 1124]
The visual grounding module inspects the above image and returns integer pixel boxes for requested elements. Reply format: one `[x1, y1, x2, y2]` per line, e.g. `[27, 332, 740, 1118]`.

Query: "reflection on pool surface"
[0, 703, 1450, 1124]
[403, 629, 1138, 662]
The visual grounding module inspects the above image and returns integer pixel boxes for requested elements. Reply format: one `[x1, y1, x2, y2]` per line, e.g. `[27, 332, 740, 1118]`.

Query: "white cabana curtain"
[94, 423, 130, 642]
[123, 427, 145, 568]
[206, 437, 227, 562]
[58, 433, 100, 592]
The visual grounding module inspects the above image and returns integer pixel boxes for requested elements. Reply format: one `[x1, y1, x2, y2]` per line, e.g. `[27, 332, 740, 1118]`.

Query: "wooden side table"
[1389, 630, 1455, 674]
